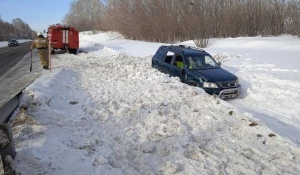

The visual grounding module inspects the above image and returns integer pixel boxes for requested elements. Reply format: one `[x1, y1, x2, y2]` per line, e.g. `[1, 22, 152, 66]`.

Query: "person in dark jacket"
[30, 32, 49, 70]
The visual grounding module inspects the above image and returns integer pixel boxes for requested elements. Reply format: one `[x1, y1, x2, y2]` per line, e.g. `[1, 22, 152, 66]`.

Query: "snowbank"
[9, 34, 300, 174]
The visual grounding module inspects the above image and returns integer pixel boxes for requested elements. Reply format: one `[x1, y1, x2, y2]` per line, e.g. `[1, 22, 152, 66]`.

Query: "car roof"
[164, 45, 208, 55]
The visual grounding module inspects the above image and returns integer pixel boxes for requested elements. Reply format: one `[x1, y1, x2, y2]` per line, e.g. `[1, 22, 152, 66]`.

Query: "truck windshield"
[186, 55, 219, 70]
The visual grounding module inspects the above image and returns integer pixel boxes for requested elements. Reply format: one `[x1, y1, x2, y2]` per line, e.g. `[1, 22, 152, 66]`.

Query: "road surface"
[0, 42, 42, 108]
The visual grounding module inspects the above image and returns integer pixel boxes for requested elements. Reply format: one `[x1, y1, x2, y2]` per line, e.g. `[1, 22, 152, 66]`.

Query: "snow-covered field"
[4, 31, 300, 174]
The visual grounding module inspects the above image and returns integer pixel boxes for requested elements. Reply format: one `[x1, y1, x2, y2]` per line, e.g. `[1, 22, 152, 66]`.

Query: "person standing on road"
[30, 32, 49, 70]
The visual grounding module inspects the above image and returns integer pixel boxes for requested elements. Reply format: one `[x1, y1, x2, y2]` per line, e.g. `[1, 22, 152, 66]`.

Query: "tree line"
[0, 18, 35, 41]
[63, 0, 300, 47]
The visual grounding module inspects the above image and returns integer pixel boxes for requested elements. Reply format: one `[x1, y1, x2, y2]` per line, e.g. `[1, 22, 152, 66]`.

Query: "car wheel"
[152, 65, 161, 71]
[182, 73, 188, 83]
[188, 83, 197, 87]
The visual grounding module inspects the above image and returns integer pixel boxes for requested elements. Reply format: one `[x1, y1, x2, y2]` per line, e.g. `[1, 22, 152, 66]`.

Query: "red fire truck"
[46, 24, 79, 54]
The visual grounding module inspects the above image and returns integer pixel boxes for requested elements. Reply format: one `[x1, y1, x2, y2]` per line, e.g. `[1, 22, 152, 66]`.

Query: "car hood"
[190, 68, 237, 82]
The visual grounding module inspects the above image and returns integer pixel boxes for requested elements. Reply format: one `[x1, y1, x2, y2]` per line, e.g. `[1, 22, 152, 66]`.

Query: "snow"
[3, 32, 300, 174]
[0, 129, 10, 149]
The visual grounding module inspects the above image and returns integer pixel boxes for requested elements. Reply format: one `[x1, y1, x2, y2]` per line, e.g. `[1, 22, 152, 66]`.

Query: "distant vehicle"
[46, 24, 79, 54]
[152, 45, 240, 100]
[8, 39, 19, 47]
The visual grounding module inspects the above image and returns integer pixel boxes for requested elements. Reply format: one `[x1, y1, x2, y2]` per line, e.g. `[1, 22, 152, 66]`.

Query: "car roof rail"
[178, 45, 206, 52]
[169, 45, 185, 53]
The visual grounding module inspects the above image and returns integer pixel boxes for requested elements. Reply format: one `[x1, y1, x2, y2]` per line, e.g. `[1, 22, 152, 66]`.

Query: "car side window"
[204, 56, 218, 67]
[173, 54, 184, 69]
[164, 51, 174, 64]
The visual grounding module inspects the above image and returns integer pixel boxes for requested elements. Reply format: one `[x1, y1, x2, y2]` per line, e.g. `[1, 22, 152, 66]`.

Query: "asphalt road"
[0, 42, 32, 76]
[0, 42, 42, 108]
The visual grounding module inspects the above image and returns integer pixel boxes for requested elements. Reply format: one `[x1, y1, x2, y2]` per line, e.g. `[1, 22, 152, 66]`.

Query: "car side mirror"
[218, 62, 222, 66]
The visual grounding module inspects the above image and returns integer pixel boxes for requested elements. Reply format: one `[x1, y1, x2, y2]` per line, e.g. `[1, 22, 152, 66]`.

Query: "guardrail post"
[0, 123, 16, 170]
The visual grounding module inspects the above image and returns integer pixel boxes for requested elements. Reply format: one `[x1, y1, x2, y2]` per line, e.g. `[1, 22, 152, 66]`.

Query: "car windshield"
[186, 55, 219, 70]
[10, 40, 16, 42]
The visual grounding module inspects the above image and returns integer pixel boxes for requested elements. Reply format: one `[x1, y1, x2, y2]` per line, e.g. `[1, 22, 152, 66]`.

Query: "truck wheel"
[51, 50, 55, 54]
[70, 49, 77, 54]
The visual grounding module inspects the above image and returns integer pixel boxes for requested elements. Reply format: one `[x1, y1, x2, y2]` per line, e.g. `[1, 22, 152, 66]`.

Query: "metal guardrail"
[0, 43, 39, 172]
[0, 94, 19, 171]
[0, 95, 19, 123]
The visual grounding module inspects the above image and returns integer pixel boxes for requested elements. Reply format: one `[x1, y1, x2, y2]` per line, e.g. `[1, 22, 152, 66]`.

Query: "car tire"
[188, 83, 197, 87]
[183, 73, 188, 83]
[154, 65, 162, 72]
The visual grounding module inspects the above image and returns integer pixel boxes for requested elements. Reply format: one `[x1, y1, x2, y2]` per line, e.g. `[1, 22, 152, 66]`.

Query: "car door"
[170, 54, 186, 81]
[160, 50, 175, 74]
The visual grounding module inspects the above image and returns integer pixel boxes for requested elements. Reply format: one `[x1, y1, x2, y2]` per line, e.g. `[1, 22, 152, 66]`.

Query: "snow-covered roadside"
[0, 129, 10, 173]
[9, 41, 300, 174]
[202, 36, 300, 147]
[230, 62, 300, 146]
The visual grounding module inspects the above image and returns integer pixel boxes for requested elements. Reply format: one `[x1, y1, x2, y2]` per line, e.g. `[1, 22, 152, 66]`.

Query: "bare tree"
[0, 20, 13, 40]
[0, 18, 33, 40]
[64, 0, 300, 45]
[286, 0, 300, 36]
[63, 0, 105, 31]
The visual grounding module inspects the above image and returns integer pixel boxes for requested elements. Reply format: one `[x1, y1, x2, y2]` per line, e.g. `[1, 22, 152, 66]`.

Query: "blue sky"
[0, 0, 74, 32]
